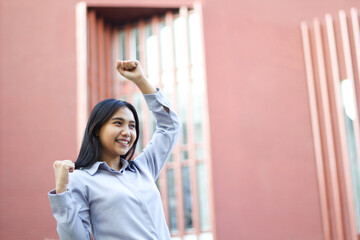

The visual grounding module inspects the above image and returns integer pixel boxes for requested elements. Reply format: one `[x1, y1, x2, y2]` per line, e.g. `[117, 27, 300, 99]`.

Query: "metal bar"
[153, 16, 163, 90]
[112, 27, 120, 99]
[138, 20, 150, 148]
[109, 27, 116, 99]
[180, 6, 200, 236]
[150, 16, 170, 224]
[351, 8, 360, 119]
[166, 11, 185, 237]
[326, 13, 350, 240]
[313, 19, 335, 240]
[339, 10, 359, 240]
[124, 24, 132, 100]
[301, 21, 332, 240]
[104, 24, 112, 99]
[97, 18, 106, 101]
[88, 10, 98, 109]
[85, 2, 193, 8]
[350, 15, 360, 236]
[140, 19, 147, 72]
[75, 1, 88, 151]
[125, 24, 131, 60]
[193, 3, 216, 238]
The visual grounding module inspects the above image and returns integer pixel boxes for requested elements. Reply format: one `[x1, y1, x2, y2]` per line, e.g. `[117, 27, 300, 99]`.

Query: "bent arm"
[135, 90, 181, 180]
[116, 60, 170, 113]
[116, 60, 179, 177]
[133, 76, 157, 95]
[48, 179, 92, 240]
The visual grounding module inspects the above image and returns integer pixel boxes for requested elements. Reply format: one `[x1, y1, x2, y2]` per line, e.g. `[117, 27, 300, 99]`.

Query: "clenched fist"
[53, 160, 75, 194]
[116, 60, 146, 83]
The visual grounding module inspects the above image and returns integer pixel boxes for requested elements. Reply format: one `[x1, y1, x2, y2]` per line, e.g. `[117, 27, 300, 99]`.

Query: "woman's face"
[98, 107, 137, 160]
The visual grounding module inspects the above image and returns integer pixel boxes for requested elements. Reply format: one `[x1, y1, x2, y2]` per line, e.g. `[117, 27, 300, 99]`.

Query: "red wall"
[1, 0, 360, 239]
[202, 0, 360, 239]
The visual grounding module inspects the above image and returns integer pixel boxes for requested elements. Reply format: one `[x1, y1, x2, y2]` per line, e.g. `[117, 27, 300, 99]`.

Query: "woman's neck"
[101, 155, 121, 171]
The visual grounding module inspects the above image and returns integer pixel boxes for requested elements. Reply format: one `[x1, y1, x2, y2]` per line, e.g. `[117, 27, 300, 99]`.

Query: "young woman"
[48, 60, 181, 240]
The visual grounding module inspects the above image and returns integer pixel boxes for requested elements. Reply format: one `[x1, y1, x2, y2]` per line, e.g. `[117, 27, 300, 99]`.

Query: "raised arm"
[116, 60, 170, 113]
[117, 60, 181, 179]
[139, 90, 181, 180]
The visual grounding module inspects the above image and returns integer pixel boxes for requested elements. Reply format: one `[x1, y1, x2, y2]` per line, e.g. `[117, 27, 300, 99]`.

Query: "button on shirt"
[48, 90, 181, 240]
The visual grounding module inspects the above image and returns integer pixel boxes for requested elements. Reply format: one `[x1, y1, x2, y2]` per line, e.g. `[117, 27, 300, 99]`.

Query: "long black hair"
[75, 99, 140, 169]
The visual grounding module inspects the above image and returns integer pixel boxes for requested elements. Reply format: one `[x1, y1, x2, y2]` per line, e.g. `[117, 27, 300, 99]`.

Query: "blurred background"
[1, 0, 360, 239]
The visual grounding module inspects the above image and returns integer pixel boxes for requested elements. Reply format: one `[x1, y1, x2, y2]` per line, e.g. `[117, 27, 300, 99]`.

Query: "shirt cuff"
[143, 88, 170, 111]
[48, 189, 69, 209]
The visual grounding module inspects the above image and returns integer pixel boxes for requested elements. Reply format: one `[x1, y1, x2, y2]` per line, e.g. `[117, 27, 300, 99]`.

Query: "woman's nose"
[121, 127, 130, 136]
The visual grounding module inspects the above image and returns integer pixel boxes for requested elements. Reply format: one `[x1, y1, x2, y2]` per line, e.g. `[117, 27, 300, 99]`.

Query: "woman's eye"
[114, 121, 122, 125]
[130, 124, 136, 129]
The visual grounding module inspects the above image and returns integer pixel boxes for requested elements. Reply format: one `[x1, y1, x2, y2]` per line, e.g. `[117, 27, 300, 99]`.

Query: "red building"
[1, 0, 360, 239]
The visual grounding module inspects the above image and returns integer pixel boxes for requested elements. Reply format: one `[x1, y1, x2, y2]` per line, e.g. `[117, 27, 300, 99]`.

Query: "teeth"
[117, 140, 128, 144]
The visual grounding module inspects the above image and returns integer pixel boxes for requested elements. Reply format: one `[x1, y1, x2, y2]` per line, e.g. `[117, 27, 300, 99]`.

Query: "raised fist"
[53, 160, 75, 194]
[116, 60, 146, 83]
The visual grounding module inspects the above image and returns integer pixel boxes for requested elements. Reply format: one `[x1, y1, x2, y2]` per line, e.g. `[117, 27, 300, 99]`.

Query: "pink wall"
[0, 1, 78, 239]
[202, 0, 360, 239]
[0, 0, 191, 239]
[1, 0, 360, 239]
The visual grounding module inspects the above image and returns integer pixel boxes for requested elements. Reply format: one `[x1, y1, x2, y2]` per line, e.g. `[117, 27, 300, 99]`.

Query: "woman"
[48, 60, 181, 240]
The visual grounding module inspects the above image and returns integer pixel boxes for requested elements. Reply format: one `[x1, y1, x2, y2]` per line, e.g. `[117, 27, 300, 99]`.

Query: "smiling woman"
[48, 60, 181, 240]
[75, 98, 140, 171]
[98, 107, 137, 170]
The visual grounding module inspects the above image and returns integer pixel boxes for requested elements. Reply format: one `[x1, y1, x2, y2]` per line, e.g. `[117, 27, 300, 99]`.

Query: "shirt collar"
[120, 158, 137, 172]
[81, 158, 136, 175]
[81, 161, 103, 175]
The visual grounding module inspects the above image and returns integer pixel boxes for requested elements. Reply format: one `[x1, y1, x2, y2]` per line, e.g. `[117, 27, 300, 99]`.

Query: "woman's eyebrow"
[112, 117, 135, 123]
[112, 117, 124, 121]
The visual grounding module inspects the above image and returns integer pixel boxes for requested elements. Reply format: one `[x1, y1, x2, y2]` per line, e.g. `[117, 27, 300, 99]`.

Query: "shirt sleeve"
[134, 89, 181, 180]
[48, 173, 92, 240]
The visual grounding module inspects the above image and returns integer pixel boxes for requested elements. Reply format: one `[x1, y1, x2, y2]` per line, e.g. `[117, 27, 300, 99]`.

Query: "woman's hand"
[116, 60, 157, 94]
[53, 160, 75, 194]
[116, 60, 146, 84]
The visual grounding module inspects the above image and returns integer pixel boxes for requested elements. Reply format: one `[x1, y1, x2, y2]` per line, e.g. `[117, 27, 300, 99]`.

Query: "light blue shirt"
[48, 90, 181, 240]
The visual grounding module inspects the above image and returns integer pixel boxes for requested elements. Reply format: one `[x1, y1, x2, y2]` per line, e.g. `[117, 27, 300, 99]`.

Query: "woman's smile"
[99, 107, 137, 160]
[116, 139, 130, 147]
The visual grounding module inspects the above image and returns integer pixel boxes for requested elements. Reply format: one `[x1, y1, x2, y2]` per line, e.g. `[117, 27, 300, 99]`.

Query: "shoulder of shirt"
[67, 169, 91, 191]
[69, 169, 90, 181]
